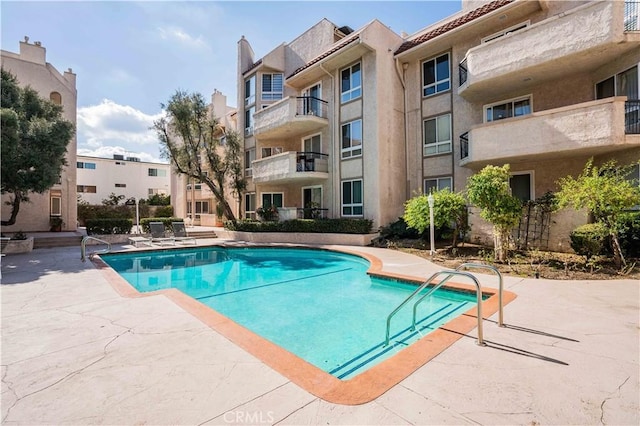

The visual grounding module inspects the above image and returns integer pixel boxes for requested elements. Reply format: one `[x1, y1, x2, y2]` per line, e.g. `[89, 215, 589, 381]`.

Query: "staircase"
[186, 230, 218, 239]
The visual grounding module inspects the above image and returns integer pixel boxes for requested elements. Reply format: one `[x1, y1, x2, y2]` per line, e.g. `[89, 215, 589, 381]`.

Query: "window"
[49, 91, 62, 105]
[423, 53, 450, 97]
[482, 21, 530, 43]
[626, 164, 640, 187]
[596, 66, 639, 99]
[510, 172, 532, 202]
[423, 114, 451, 156]
[341, 63, 361, 103]
[341, 119, 362, 159]
[244, 75, 256, 106]
[261, 147, 283, 158]
[148, 168, 167, 177]
[77, 185, 97, 193]
[187, 201, 209, 215]
[424, 177, 452, 194]
[245, 106, 255, 136]
[261, 193, 283, 208]
[115, 183, 126, 188]
[115, 161, 126, 166]
[245, 193, 256, 219]
[261, 73, 283, 101]
[245, 149, 255, 177]
[76, 162, 96, 169]
[485, 96, 531, 122]
[50, 196, 62, 216]
[342, 180, 363, 216]
[303, 134, 321, 153]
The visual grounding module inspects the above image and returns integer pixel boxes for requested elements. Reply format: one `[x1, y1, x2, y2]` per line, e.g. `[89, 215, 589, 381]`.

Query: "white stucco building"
[1, 38, 78, 232]
[76, 155, 170, 205]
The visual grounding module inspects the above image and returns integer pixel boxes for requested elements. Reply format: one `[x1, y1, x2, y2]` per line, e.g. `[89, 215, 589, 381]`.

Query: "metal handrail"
[456, 263, 504, 327]
[81, 236, 112, 262]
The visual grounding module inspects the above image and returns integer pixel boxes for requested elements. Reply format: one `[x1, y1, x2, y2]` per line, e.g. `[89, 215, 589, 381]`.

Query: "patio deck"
[1, 237, 638, 425]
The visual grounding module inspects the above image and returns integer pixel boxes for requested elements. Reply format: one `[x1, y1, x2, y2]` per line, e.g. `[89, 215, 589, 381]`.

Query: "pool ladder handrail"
[81, 236, 111, 262]
[455, 263, 504, 327]
[385, 270, 485, 347]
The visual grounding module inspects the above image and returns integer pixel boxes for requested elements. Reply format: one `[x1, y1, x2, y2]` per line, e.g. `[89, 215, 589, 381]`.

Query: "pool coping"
[92, 244, 516, 405]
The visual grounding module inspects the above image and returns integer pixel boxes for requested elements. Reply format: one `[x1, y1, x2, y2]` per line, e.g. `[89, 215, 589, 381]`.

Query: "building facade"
[76, 155, 170, 205]
[1, 38, 78, 232]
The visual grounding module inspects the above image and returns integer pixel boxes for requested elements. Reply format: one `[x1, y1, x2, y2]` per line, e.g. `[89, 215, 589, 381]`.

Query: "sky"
[1, 0, 462, 163]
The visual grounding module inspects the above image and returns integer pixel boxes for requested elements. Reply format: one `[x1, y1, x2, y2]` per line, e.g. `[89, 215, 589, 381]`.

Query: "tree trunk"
[1, 192, 23, 226]
[610, 232, 626, 269]
[493, 226, 510, 262]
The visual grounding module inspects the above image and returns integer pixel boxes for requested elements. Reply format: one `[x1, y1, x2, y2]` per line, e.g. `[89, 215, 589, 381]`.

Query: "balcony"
[252, 151, 329, 184]
[458, 1, 640, 100]
[253, 96, 328, 140]
[460, 97, 640, 167]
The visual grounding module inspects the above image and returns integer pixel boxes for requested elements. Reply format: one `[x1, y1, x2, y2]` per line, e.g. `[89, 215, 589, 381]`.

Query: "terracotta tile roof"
[287, 36, 360, 79]
[394, 0, 514, 55]
[243, 58, 263, 75]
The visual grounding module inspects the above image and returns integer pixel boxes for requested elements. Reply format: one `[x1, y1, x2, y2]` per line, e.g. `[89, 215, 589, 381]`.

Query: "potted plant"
[1, 230, 34, 254]
[49, 216, 64, 232]
[215, 204, 225, 227]
[256, 205, 279, 222]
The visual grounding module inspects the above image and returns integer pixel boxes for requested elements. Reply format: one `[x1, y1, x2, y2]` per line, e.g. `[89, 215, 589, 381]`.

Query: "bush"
[570, 223, 609, 259]
[379, 218, 422, 240]
[617, 212, 640, 258]
[140, 217, 184, 233]
[78, 204, 132, 226]
[86, 218, 133, 235]
[154, 205, 174, 217]
[226, 218, 373, 234]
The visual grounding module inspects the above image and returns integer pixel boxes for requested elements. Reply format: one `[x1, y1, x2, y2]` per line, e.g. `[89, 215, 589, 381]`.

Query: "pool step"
[187, 230, 218, 239]
[34, 235, 84, 249]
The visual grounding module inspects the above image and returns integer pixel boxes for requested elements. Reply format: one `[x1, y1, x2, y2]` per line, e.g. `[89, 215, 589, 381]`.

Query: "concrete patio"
[1, 238, 638, 425]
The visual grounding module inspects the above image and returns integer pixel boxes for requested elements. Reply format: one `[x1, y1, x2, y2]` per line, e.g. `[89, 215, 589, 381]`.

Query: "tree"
[153, 90, 246, 222]
[466, 164, 522, 262]
[403, 189, 467, 247]
[102, 193, 126, 206]
[556, 158, 640, 268]
[1, 69, 75, 226]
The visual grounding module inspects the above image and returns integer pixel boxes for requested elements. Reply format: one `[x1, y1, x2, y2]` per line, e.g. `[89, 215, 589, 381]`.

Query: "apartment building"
[238, 19, 407, 227]
[170, 90, 239, 226]
[395, 0, 640, 249]
[77, 155, 170, 205]
[1, 38, 78, 232]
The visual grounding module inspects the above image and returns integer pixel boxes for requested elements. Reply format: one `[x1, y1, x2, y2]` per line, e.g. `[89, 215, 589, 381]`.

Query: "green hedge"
[140, 217, 184, 232]
[570, 223, 609, 258]
[86, 218, 133, 235]
[226, 219, 373, 234]
[617, 212, 640, 258]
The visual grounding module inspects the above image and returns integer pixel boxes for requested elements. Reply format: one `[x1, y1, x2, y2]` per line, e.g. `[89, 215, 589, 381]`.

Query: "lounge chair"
[128, 236, 151, 247]
[171, 222, 197, 245]
[149, 222, 175, 246]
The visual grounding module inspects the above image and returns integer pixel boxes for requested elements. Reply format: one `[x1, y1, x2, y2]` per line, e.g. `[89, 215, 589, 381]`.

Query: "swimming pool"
[101, 247, 481, 380]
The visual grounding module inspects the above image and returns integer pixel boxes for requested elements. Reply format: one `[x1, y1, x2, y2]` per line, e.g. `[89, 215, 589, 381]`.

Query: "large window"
[423, 113, 451, 156]
[509, 172, 533, 202]
[148, 168, 167, 177]
[422, 53, 450, 97]
[424, 177, 452, 194]
[245, 193, 256, 219]
[341, 119, 362, 159]
[244, 75, 256, 106]
[485, 96, 531, 122]
[187, 201, 210, 216]
[245, 106, 255, 136]
[50, 196, 62, 216]
[261, 193, 283, 208]
[596, 65, 638, 99]
[261, 73, 283, 101]
[77, 161, 96, 169]
[342, 179, 363, 216]
[261, 147, 282, 158]
[245, 149, 255, 177]
[341, 63, 362, 103]
[77, 185, 97, 193]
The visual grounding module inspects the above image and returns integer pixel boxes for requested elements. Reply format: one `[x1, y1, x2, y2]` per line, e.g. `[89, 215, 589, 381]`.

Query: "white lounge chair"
[172, 222, 197, 245]
[149, 222, 175, 246]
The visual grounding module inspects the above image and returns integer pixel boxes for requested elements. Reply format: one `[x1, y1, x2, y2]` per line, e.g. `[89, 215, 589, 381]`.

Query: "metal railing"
[455, 263, 504, 327]
[385, 270, 485, 347]
[459, 59, 468, 86]
[296, 96, 328, 119]
[625, 100, 640, 134]
[296, 208, 329, 219]
[625, 1, 639, 31]
[295, 152, 328, 173]
[460, 132, 469, 159]
[81, 236, 111, 262]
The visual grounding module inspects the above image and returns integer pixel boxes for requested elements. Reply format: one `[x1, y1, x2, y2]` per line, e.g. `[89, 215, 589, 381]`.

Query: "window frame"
[244, 75, 256, 107]
[423, 113, 452, 156]
[341, 179, 363, 217]
[261, 192, 284, 208]
[50, 195, 62, 216]
[423, 176, 452, 194]
[245, 149, 255, 177]
[422, 53, 450, 97]
[509, 170, 534, 202]
[341, 119, 363, 159]
[261, 147, 283, 158]
[340, 62, 362, 104]
[245, 192, 256, 219]
[484, 95, 532, 123]
[261, 73, 284, 101]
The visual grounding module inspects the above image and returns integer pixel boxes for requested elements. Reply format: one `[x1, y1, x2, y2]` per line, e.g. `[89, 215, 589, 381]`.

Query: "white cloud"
[157, 26, 209, 50]
[77, 99, 167, 163]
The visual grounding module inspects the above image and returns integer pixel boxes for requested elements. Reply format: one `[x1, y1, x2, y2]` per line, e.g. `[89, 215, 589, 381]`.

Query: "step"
[187, 231, 218, 239]
[33, 235, 83, 249]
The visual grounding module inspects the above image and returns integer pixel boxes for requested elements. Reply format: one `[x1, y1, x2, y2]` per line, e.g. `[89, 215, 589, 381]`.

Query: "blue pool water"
[101, 247, 478, 379]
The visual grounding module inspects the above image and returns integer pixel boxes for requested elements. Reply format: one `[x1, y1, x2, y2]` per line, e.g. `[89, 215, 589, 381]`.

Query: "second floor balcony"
[252, 151, 329, 184]
[460, 97, 640, 167]
[459, 1, 640, 100]
[253, 96, 328, 140]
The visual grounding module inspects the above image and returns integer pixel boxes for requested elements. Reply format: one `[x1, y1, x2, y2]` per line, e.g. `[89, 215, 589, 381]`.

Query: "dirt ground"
[380, 239, 640, 281]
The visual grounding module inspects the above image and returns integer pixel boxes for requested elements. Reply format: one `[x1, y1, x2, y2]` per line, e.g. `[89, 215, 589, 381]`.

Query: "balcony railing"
[296, 208, 329, 219]
[626, 100, 640, 134]
[296, 96, 328, 119]
[460, 132, 469, 159]
[296, 152, 328, 172]
[625, 1, 639, 31]
[252, 151, 329, 184]
[459, 59, 468, 87]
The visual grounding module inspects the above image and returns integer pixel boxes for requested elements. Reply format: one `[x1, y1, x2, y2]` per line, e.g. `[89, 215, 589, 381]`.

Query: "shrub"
[379, 218, 422, 240]
[12, 230, 27, 240]
[154, 205, 174, 217]
[570, 223, 609, 259]
[140, 217, 184, 232]
[226, 218, 373, 234]
[617, 212, 640, 258]
[256, 205, 279, 221]
[86, 218, 133, 235]
[78, 204, 132, 226]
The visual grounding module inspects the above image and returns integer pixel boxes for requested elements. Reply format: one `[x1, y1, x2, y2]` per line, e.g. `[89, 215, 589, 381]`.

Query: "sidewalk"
[1, 242, 638, 425]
